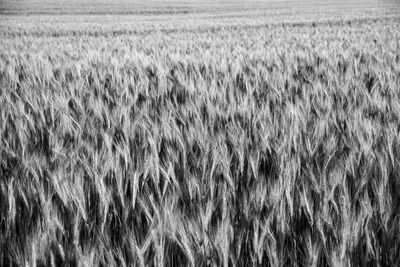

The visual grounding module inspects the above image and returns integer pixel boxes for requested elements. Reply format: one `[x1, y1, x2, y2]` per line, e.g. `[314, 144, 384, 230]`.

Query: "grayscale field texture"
[1, 0, 400, 266]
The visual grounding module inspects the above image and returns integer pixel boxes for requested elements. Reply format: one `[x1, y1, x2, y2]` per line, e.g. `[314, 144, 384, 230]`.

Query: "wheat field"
[1, 0, 400, 266]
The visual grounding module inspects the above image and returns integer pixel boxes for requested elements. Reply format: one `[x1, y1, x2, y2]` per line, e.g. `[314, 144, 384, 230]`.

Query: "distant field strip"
[1, 0, 399, 15]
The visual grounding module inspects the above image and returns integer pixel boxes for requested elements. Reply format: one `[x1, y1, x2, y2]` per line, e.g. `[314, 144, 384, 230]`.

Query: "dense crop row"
[1, 14, 400, 266]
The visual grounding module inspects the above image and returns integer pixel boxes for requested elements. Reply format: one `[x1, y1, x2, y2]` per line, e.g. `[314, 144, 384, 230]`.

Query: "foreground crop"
[1, 14, 400, 266]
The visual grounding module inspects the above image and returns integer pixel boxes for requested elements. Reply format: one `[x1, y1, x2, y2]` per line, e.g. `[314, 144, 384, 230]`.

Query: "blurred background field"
[1, 0, 400, 35]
